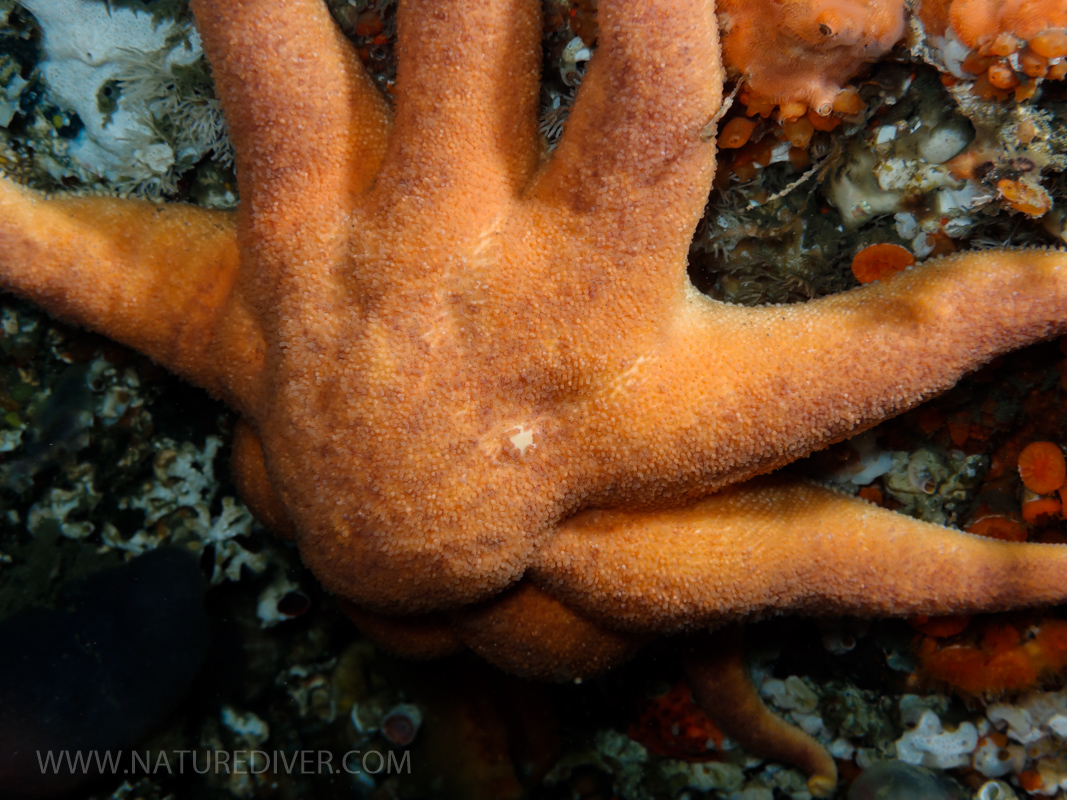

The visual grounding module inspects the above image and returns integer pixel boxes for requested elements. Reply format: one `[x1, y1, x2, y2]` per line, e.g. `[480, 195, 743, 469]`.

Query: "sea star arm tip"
[684, 628, 839, 799]
[0, 177, 265, 411]
[193, 0, 391, 249]
[530, 0, 722, 245]
[372, 0, 543, 210]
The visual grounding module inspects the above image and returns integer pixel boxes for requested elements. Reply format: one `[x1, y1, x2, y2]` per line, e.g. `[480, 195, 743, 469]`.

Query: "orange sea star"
[4, 0, 1067, 794]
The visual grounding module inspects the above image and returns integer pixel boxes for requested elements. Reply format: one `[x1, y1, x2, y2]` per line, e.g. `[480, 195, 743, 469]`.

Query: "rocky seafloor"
[2, 1, 1067, 799]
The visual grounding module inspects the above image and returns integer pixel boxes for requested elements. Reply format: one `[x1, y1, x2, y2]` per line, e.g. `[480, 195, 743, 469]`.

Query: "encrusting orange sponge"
[718, 0, 907, 115]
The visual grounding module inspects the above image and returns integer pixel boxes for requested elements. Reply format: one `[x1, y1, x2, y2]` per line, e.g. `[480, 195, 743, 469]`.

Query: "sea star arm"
[192, 0, 390, 205]
[191, 0, 390, 285]
[684, 627, 837, 798]
[532, 476, 1067, 631]
[0, 179, 262, 410]
[528, 0, 721, 302]
[370, 0, 542, 217]
[596, 248, 1067, 498]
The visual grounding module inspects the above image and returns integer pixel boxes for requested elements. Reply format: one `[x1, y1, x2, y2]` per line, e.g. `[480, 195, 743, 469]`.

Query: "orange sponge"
[718, 0, 907, 115]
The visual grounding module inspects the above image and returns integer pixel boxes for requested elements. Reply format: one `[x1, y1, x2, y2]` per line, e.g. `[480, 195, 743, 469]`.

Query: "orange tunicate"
[917, 406, 945, 434]
[1016, 119, 1038, 144]
[970, 72, 1013, 100]
[788, 145, 810, 169]
[1019, 771, 1045, 794]
[1017, 441, 1067, 494]
[1033, 620, 1067, 672]
[986, 32, 1019, 56]
[925, 230, 957, 258]
[778, 100, 808, 120]
[947, 412, 972, 446]
[719, 117, 758, 149]
[1030, 28, 1067, 59]
[728, 136, 777, 182]
[857, 486, 884, 506]
[987, 60, 1019, 88]
[832, 86, 866, 115]
[997, 178, 1052, 218]
[851, 243, 915, 284]
[1019, 47, 1049, 77]
[961, 52, 995, 75]
[782, 116, 815, 148]
[807, 111, 841, 132]
[353, 10, 383, 38]
[1050, 62, 1067, 80]
[945, 147, 988, 180]
[1013, 81, 1038, 102]
[743, 95, 778, 118]
[570, 0, 598, 46]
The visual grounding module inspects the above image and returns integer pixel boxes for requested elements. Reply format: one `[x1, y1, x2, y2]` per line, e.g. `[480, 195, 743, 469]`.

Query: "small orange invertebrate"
[1017, 441, 1066, 494]
[997, 178, 1052, 218]
[719, 117, 758, 149]
[832, 87, 866, 115]
[857, 486, 883, 506]
[986, 60, 1019, 89]
[788, 146, 810, 169]
[782, 116, 815, 148]
[1019, 47, 1049, 78]
[777, 100, 808, 121]
[1015, 119, 1038, 144]
[851, 243, 915, 284]
[807, 110, 842, 132]
[353, 10, 383, 37]
[1019, 770, 1044, 794]
[1029, 28, 1067, 59]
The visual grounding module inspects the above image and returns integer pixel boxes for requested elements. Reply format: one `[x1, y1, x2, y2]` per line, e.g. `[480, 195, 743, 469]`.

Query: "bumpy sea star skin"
[4, 0, 1067, 794]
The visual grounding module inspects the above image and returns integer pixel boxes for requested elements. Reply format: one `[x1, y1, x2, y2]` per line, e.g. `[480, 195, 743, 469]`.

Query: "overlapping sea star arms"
[5, 0, 1067, 796]
[197, 0, 726, 618]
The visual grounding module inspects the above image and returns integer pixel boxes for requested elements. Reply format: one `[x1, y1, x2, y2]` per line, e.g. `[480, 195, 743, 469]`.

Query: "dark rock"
[0, 547, 208, 798]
